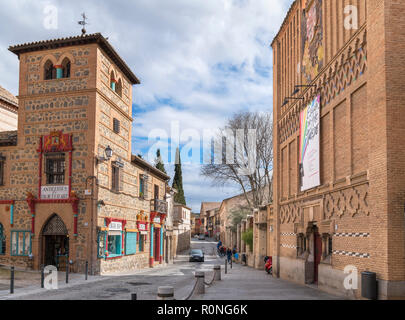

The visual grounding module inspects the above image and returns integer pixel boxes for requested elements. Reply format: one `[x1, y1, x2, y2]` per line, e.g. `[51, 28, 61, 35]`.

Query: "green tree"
[155, 149, 167, 174]
[172, 147, 186, 205]
[228, 205, 250, 233]
[242, 228, 253, 252]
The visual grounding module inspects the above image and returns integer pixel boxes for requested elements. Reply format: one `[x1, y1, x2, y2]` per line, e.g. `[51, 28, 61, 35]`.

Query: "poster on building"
[301, 0, 324, 84]
[299, 95, 320, 191]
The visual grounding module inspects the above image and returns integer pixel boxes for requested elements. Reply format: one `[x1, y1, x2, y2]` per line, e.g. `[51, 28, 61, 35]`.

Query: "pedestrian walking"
[226, 248, 232, 263]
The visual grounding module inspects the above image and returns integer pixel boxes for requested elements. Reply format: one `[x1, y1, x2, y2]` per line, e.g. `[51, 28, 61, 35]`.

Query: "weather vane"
[78, 13, 88, 36]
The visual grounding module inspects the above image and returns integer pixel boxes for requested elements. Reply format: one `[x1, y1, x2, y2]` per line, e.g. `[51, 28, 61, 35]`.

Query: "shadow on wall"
[176, 231, 191, 254]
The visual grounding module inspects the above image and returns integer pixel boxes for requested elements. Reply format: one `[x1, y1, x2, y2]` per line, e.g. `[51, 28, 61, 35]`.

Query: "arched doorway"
[41, 214, 69, 271]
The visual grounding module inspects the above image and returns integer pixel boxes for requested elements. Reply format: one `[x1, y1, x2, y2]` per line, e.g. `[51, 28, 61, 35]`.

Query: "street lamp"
[96, 145, 113, 164]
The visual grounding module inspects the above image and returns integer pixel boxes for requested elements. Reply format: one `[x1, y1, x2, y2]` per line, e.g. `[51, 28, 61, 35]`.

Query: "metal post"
[195, 271, 205, 294]
[41, 265, 44, 288]
[85, 261, 88, 280]
[66, 264, 69, 284]
[214, 265, 221, 281]
[131, 293, 137, 300]
[231, 257, 233, 269]
[10, 266, 14, 294]
[225, 259, 227, 274]
[157, 286, 174, 300]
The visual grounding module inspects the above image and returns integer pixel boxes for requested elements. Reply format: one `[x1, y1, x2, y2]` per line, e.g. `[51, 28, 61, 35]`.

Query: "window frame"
[45, 153, 66, 185]
[113, 118, 121, 134]
[10, 230, 31, 257]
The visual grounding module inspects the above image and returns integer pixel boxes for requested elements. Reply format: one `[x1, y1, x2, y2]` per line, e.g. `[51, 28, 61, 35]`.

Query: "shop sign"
[109, 221, 122, 231]
[153, 217, 161, 224]
[138, 222, 147, 231]
[41, 185, 69, 200]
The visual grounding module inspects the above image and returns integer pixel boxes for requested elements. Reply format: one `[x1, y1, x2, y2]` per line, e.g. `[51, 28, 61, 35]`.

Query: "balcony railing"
[150, 199, 168, 214]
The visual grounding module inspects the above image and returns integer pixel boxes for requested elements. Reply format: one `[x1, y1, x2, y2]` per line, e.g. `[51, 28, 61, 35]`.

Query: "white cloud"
[0, 0, 293, 211]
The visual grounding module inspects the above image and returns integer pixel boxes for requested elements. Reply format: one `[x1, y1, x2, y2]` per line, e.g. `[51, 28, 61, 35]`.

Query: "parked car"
[198, 234, 205, 240]
[189, 249, 204, 262]
[194, 234, 199, 239]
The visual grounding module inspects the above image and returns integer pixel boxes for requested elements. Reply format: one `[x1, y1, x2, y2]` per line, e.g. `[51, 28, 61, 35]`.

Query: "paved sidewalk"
[195, 262, 343, 300]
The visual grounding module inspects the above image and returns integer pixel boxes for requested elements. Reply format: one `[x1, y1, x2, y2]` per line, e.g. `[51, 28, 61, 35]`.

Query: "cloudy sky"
[0, 0, 292, 212]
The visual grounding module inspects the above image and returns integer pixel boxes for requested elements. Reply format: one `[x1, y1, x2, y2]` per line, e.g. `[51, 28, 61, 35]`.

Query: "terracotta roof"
[9, 33, 140, 85]
[131, 154, 170, 181]
[271, 0, 298, 47]
[0, 86, 18, 108]
[0, 130, 17, 146]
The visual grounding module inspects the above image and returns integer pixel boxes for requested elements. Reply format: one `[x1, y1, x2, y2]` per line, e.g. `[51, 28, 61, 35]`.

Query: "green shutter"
[125, 232, 137, 255]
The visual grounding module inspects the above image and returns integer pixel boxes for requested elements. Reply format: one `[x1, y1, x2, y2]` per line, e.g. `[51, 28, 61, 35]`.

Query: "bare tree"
[201, 111, 273, 209]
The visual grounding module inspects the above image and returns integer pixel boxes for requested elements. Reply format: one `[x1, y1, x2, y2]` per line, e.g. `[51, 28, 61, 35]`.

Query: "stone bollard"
[214, 265, 221, 281]
[157, 286, 175, 300]
[195, 271, 205, 294]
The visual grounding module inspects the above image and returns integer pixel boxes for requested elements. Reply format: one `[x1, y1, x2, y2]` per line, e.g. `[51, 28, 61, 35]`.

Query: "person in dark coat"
[226, 248, 232, 263]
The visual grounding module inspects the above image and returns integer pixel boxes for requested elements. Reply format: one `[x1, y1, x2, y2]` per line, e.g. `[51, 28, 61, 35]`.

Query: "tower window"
[44, 60, 56, 80]
[116, 79, 123, 97]
[61, 58, 71, 78]
[45, 153, 66, 184]
[113, 118, 120, 134]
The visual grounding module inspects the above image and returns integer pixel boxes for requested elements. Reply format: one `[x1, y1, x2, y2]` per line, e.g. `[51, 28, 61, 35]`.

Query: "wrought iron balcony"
[150, 199, 168, 214]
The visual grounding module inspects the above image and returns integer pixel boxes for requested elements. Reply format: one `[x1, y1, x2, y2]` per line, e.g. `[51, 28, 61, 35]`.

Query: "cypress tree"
[155, 149, 167, 174]
[172, 147, 186, 205]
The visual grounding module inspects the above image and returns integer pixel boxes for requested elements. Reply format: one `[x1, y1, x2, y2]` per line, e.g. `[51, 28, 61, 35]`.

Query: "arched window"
[110, 71, 116, 91]
[0, 223, 5, 255]
[44, 60, 56, 80]
[61, 58, 71, 78]
[116, 79, 122, 97]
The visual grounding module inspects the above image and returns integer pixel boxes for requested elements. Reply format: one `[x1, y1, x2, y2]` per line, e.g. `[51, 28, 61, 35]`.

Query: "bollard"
[131, 293, 137, 300]
[66, 264, 69, 284]
[225, 259, 227, 274]
[231, 257, 233, 269]
[41, 265, 44, 288]
[85, 261, 88, 280]
[214, 265, 221, 281]
[157, 286, 175, 300]
[195, 271, 205, 294]
[10, 266, 14, 294]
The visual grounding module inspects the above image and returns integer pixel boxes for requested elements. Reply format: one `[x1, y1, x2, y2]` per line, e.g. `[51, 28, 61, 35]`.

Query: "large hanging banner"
[299, 95, 321, 191]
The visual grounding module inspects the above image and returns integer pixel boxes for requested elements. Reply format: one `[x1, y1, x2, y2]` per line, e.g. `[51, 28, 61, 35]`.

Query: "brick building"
[271, 0, 405, 299]
[0, 33, 170, 275]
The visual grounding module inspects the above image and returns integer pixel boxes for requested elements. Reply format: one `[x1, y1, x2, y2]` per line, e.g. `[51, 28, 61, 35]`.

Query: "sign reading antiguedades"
[41, 185, 69, 200]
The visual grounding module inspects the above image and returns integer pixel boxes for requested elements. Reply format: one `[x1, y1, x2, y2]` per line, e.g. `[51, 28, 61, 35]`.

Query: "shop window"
[0, 224, 5, 255]
[44, 60, 56, 80]
[125, 232, 137, 255]
[107, 231, 122, 257]
[61, 58, 71, 78]
[139, 234, 145, 252]
[45, 153, 65, 185]
[11, 231, 31, 256]
[113, 118, 120, 134]
[97, 230, 107, 258]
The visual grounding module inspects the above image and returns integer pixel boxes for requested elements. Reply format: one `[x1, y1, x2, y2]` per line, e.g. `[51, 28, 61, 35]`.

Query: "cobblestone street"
[0, 239, 340, 300]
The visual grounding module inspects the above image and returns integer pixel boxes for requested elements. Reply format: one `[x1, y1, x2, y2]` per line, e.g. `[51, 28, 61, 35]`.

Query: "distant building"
[173, 203, 191, 254]
[0, 85, 18, 131]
